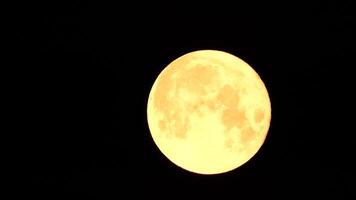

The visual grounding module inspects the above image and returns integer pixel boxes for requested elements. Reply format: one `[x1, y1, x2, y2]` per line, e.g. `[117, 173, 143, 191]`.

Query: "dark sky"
[18, 1, 355, 199]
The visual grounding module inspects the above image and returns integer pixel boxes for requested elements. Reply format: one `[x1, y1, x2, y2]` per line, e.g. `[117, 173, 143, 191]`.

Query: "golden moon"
[147, 50, 271, 175]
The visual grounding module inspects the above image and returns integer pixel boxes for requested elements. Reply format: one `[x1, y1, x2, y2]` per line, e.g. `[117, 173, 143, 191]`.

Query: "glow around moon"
[147, 50, 271, 175]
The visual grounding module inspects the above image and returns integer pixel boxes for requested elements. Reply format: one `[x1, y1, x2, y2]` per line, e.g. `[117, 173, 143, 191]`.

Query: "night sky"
[18, 1, 355, 199]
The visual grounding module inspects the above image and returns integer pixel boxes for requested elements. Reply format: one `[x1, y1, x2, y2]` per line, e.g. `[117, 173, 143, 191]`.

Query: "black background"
[16, 1, 355, 199]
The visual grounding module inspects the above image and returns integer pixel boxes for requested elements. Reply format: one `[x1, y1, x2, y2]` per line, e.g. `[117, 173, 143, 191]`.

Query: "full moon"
[147, 50, 271, 175]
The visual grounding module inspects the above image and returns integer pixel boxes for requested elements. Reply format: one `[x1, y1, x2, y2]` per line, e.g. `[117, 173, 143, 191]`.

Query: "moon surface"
[147, 50, 271, 175]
